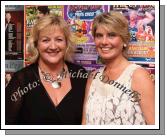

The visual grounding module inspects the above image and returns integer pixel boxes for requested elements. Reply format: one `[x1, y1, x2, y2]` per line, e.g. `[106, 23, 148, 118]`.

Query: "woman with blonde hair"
[6, 15, 87, 125]
[82, 12, 155, 125]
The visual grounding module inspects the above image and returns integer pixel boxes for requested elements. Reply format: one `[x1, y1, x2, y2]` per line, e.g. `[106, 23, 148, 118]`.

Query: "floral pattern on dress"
[86, 64, 146, 125]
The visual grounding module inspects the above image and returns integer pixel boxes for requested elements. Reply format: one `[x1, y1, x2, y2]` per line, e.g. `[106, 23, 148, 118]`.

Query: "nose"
[49, 40, 58, 50]
[102, 36, 109, 45]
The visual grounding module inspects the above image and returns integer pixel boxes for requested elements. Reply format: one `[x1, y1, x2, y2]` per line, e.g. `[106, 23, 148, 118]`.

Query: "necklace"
[39, 66, 66, 89]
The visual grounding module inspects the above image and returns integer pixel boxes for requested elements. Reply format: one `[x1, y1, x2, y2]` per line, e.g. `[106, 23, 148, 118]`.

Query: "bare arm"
[132, 67, 155, 125]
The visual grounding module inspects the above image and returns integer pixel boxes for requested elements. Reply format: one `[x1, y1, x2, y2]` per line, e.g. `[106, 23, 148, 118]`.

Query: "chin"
[44, 58, 62, 65]
[99, 54, 115, 60]
[47, 54, 64, 62]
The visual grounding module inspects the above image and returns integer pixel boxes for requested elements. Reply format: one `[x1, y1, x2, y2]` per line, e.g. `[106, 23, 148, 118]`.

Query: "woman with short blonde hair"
[28, 15, 75, 63]
[6, 15, 87, 125]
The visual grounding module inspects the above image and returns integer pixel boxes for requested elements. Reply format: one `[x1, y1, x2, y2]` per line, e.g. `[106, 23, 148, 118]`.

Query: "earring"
[123, 44, 127, 48]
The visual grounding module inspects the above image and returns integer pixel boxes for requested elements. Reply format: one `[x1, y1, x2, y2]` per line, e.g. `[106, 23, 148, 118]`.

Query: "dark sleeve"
[5, 72, 23, 124]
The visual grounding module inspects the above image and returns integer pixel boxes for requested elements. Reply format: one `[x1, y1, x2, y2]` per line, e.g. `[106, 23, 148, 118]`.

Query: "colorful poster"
[110, 5, 155, 63]
[64, 5, 108, 44]
[73, 43, 104, 71]
[127, 42, 155, 58]
[5, 5, 156, 73]
[5, 5, 24, 60]
[64, 5, 108, 71]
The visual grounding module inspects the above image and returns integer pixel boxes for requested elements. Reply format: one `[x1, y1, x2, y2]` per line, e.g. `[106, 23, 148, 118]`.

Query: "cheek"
[112, 37, 123, 47]
[58, 40, 67, 48]
[60, 45, 67, 53]
[37, 44, 45, 53]
[37, 41, 46, 49]
[94, 39, 100, 47]
[114, 41, 123, 48]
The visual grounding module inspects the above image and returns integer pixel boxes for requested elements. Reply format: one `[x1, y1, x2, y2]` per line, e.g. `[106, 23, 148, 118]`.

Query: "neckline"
[100, 63, 135, 82]
[33, 61, 73, 109]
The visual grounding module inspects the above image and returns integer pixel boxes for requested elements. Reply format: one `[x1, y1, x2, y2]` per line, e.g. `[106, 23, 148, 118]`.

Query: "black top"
[5, 61, 87, 125]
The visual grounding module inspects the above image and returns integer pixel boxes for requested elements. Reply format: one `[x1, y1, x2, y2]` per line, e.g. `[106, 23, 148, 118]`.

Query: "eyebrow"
[95, 32, 103, 35]
[95, 32, 117, 36]
[108, 32, 117, 36]
[39, 35, 65, 38]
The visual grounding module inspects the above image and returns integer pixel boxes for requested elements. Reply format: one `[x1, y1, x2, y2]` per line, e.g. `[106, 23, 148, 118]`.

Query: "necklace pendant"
[52, 81, 61, 89]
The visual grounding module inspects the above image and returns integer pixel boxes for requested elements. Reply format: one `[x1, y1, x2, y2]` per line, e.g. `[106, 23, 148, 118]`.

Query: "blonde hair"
[27, 14, 75, 63]
[92, 11, 130, 58]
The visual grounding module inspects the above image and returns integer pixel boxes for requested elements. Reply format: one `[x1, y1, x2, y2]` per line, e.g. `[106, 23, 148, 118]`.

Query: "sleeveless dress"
[86, 64, 146, 125]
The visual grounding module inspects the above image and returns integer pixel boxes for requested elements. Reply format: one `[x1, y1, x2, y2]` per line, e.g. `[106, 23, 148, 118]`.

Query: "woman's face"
[94, 26, 124, 61]
[37, 25, 67, 65]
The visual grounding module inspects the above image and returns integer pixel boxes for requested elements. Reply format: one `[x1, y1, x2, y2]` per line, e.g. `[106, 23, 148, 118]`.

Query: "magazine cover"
[5, 5, 24, 86]
[5, 5, 24, 60]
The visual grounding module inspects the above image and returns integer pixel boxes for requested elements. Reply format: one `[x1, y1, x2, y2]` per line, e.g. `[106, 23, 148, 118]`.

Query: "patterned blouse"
[85, 64, 146, 125]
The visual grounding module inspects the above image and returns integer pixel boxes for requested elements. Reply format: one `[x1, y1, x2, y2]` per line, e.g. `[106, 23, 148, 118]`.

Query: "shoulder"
[132, 66, 151, 82]
[12, 63, 37, 80]
[6, 63, 38, 91]
[131, 65, 154, 93]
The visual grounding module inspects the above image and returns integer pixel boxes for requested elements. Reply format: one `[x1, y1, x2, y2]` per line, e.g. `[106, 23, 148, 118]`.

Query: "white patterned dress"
[85, 64, 146, 125]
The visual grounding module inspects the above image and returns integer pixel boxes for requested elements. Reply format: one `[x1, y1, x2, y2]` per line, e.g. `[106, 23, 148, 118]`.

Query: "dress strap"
[117, 64, 141, 86]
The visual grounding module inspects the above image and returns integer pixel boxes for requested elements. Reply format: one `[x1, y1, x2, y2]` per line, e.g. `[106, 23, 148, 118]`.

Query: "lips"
[46, 50, 60, 56]
[100, 46, 113, 52]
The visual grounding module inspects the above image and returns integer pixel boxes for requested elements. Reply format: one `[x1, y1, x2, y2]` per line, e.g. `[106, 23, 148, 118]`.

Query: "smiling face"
[37, 25, 67, 65]
[94, 25, 124, 61]
[92, 12, 130, 60]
